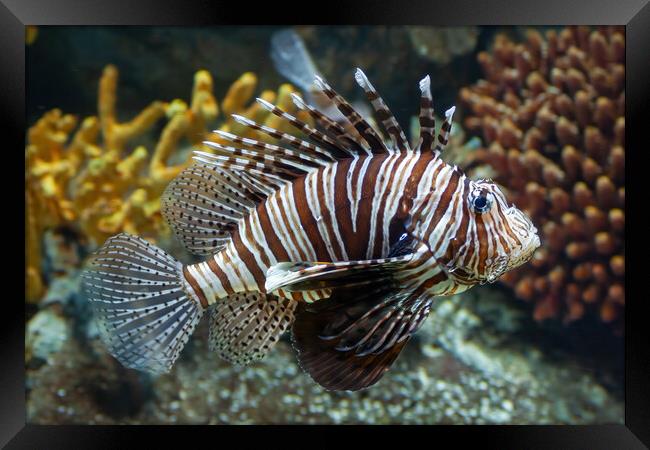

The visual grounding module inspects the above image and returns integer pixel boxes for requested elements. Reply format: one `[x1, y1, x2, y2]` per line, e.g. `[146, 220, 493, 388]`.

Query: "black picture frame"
[5, 0, 649, 447]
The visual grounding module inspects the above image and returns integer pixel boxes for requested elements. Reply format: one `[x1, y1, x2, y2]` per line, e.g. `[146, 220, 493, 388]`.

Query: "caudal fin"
[81, 233, 203, 374]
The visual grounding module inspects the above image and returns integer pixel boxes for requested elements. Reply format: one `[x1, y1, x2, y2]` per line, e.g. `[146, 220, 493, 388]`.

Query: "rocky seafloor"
[26, 232, 623, 425]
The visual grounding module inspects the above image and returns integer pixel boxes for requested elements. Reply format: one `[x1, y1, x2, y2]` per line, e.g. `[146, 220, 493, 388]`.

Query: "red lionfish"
[82, 69, 540, 391]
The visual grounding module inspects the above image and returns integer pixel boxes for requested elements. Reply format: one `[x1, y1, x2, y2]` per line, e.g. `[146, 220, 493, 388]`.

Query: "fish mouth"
[439, 228, 540, 284]
[483, 232, 540, 283]
[507, 232, 541, 271]
[485, 254, 509, 283]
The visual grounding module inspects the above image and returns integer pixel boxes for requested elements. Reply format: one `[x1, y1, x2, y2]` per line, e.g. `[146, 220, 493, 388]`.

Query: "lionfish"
[82, 69, 540, 391]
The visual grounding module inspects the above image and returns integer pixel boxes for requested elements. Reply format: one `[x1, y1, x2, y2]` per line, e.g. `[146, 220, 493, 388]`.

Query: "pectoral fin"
[291, 287, 434, 391]
[265, 253, 417, 294]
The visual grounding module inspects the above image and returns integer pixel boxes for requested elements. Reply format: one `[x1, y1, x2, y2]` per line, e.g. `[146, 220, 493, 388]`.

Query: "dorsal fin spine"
[195, 148, 300, 180]
[313, 75, 387, 154]
[354, 68, 409, 153]
[417, 75, 436, 154]
[209, 133, 318, 173]
[433, 106, 455, 154]
[230, 113, 338, 163]
[214, 127, 329, 169]
[290, 92, 365, 155]
[255, 97, 347, 156]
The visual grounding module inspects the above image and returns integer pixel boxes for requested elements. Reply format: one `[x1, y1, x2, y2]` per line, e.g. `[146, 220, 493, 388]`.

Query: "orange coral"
[460, 26, 624, 326]
[26, 64, 308, 303]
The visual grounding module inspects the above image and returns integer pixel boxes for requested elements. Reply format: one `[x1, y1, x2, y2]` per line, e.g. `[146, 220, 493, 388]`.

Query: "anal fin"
[209, 292, 297, 365]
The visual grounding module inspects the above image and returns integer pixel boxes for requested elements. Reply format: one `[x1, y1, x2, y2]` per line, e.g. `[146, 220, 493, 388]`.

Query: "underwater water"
[26, 25, 624, 424]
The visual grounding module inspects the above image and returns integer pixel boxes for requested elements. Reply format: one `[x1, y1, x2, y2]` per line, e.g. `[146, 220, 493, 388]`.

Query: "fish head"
[446, 178, 540, 284]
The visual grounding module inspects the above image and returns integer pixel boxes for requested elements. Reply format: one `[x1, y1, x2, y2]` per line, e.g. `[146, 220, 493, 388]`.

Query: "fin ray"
[255, 97, 350, 157]
[229, 113, 340, 163]
[265, 253, 416, 293]
[208, 293, 297, 365]
[417, 75, 436, 153]
[82, 233, 203, 374]
[313, 75, 388, 154]
[292, 288, 433, 391]
[162, 163, 266, 256]
[290, 93, 367, 154]
[434, 106, 456, 154]
[354, 68, 409, 152]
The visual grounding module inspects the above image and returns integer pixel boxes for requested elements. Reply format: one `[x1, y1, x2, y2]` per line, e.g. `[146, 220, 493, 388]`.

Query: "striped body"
[181, 150, 474, 307]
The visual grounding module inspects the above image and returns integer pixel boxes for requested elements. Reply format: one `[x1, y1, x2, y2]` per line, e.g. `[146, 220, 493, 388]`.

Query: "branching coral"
[459, 26, 624, 326]
[26, 64, 306, 303]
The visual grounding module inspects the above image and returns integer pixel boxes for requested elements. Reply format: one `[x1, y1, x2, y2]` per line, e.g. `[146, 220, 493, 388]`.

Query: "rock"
[27, 283, 623, 424]
[26, 305, 71, 365]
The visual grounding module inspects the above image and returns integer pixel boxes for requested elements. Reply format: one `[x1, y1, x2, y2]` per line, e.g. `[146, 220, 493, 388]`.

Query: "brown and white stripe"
[170, 69, 537, 308]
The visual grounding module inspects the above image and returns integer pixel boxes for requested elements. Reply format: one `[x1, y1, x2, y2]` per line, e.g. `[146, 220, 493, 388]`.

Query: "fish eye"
[470, 191, 492, 214]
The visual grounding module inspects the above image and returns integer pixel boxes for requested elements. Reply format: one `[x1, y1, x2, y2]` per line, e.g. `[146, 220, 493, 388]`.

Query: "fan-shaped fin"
[270, 29, 321, 93]
[209, 292, 297, 365]
[81, 233, 203, 374]
[291, 286, 433, 391]
[161, 163, 260, 256]
[265, 253, 417, 294]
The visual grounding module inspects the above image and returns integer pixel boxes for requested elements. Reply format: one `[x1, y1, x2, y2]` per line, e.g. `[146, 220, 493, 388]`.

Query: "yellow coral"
[26, 26, 38, 45]
[26, 64, 306, 303]
[98, 65, 169, 153]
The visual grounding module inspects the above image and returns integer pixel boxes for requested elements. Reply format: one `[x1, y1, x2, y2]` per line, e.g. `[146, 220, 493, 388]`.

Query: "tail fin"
[81, 233, 203, 374]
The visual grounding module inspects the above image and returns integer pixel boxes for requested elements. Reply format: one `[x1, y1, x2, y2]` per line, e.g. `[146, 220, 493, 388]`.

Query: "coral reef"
[26, 275, 623, 424]
[26, 64, 307, 303]
[459, 26, 625, 326]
